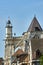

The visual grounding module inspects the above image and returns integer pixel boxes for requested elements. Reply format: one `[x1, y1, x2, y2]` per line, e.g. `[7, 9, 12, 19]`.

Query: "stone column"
[29, 40, 32, 65]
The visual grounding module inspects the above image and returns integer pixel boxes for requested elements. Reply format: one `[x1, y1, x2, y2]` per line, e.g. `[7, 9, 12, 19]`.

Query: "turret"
[4, 20, 14, 65]
[6, 19, 12, 38]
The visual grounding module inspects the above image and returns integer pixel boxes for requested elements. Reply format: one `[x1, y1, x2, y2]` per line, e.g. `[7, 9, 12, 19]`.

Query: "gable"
[27, 17, 42, 32]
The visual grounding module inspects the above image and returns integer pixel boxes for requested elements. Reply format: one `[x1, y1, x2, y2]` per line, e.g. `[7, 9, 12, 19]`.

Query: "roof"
[12, 50, 28, 63]
[12, 49, 24, 63]
[27, 16, 42, 32]
[17, 53, 28, 63]
[12, 49, 24, 57]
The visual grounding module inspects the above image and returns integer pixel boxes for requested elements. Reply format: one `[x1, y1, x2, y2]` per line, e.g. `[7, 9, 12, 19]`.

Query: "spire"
[27, 16, 42, 32]
[5, 18, 12, 38]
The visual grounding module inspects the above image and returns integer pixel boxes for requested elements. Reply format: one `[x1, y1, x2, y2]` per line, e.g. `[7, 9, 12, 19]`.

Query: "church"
[4, 16, 43, 65]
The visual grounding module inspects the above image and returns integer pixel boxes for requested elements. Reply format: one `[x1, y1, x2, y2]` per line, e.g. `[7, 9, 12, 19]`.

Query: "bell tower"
[6, 19, 12, 38]
[4, 19, 14, 65]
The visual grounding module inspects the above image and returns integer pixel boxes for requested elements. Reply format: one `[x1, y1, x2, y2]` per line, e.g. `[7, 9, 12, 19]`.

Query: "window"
[36, 49, 41, 59]
[35, 27, 40, 31]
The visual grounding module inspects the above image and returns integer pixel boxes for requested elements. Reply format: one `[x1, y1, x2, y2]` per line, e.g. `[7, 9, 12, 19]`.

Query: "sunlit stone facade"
[4, 17, 43, 65]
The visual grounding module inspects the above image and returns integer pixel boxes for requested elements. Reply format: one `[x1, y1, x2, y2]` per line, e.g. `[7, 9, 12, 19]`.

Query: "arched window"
[36, 49, 41, 59]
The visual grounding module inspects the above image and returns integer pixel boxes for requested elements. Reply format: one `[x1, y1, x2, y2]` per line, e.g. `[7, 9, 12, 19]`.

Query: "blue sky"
[0, 0, 43, 57]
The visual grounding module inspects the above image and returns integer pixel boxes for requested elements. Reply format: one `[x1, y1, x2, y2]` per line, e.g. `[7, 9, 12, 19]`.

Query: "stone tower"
[4, 20, 14, 65]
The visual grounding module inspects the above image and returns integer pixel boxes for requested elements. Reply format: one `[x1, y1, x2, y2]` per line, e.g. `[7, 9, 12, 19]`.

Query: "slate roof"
[27, 17, 42, 32]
